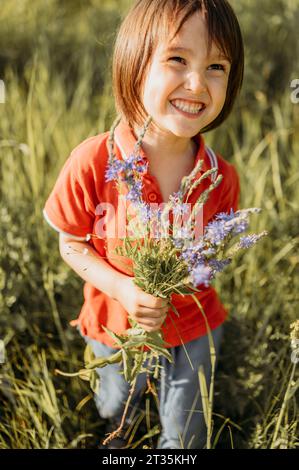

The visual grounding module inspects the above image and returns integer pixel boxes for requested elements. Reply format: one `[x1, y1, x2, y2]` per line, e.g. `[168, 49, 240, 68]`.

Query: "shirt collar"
[113, 118, 211, 176]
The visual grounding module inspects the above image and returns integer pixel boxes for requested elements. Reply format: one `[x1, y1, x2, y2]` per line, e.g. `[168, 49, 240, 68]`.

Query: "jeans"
[77, 323, 224, 449]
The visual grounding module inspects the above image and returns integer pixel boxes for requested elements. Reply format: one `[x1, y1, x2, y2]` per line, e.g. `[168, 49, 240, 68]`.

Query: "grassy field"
[0, 0, 298, 449]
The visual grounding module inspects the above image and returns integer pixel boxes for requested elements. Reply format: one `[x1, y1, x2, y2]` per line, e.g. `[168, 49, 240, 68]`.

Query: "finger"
[137, 317, 165, 328]
[137, 322, 161, 333]
[138, 290, 169, 309]
[140, 317, 167, 330]
[136, 306, 169, 318]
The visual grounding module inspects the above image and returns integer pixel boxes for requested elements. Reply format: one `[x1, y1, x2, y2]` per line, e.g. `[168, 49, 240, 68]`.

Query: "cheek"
[140, 77, 154, 110]
[212, 79, 229, 101]
[144, 77, 168, 108]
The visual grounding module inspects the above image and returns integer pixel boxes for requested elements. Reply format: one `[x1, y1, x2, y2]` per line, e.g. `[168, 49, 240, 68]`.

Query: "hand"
[115, 276, 169, 333]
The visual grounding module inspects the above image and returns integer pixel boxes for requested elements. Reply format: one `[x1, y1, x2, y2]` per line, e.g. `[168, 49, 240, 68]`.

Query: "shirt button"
[148, 192, 158, 202]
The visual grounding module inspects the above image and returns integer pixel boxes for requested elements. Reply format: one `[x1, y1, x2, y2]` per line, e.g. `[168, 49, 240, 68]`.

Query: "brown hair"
[112, 0, 244, 133]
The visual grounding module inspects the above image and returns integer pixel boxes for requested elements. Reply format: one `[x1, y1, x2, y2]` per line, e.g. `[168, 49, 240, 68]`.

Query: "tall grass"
[0, 0, 298, 449]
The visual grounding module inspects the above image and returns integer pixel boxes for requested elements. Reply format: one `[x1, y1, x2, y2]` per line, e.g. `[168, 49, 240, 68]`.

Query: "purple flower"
[126, 189, 140, 204]
[135, 162, 148, 174]
[181, 248, 200, 265]
[180, 242, 206, 268]
[174, 226, 194, 240]
[169, 190, 184, 204]
[201, 247, 216, 257]
[192, 240, 206, 251]
[137, 203, 151, 224]
[105, 153, 147, 187]
[124, 154, 147, 172]
[239, 232, 266, 249]
[172, 203, 190, 217]
[189, 264, 212, 287]
[228, 219, 249, 235]
[204, 219, 232, 245]
[105, 160, 124, 182]
[235, 208, 261, 217]
[208, 258, 231, 274]
[215, 208, 236, 222]
[173, 238, 184, 249]
[125, 180, 143, 203]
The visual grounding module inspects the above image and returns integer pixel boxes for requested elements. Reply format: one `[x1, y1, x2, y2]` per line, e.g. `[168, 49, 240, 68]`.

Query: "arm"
[59, 233, 127, 301]
[59, 233, 169, 331]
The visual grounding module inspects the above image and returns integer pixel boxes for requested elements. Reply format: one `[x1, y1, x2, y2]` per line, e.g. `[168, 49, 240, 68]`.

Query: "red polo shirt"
[43, 119, 240, 348]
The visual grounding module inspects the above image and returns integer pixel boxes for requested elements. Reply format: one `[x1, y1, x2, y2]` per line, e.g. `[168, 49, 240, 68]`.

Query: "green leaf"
[121, 348, 131, 382]
[130, 349, 145, 380]
[90, 370, 100, 394]
[121, 336, 147, 349]
[101, 325, 124, 347]
[169, 302, 180, 318]
[78, 368, 92, 381]
[83, 343, 96, 365]
[85, 351, 122, 369]
[147, 331, 171, 347]
[144, 343, 173, 362]
[198, 365, 209, 427]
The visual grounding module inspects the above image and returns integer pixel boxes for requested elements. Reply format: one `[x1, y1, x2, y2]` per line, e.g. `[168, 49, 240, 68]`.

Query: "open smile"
[169, 100, 206, 119]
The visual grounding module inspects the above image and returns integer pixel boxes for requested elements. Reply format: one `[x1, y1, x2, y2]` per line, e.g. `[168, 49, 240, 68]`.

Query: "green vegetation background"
[0, 0, 298, 449]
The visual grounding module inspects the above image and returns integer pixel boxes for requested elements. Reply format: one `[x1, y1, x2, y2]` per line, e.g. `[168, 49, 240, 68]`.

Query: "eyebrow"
[165, 46, 229, 60]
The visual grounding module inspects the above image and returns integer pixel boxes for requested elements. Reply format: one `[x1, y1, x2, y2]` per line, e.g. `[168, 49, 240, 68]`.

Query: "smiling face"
[140, 11, 231, 139]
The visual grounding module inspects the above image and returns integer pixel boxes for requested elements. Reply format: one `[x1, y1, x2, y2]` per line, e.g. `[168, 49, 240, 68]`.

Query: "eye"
[168, 56, 186, 64]
[208, 64, 226, 71]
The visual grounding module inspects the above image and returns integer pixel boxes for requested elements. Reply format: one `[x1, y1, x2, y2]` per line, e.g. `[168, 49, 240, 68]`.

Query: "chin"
[170, 123, 202, 138]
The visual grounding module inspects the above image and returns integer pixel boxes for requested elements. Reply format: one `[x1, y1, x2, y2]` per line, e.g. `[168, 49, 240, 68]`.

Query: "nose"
[184, 70, 208, 93]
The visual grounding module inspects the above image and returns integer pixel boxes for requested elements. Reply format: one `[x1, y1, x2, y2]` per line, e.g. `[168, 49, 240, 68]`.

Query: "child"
[43, 0, 244, 449]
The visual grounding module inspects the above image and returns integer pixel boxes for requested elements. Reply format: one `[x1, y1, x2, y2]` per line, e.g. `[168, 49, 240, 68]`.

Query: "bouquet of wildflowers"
[56, 115, 267, 446]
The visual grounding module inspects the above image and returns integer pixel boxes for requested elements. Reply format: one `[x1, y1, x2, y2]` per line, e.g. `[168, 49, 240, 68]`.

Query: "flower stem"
[102, 376, 137, 446]
[191, 294, 217, 449]
[270, 361, 297, 448]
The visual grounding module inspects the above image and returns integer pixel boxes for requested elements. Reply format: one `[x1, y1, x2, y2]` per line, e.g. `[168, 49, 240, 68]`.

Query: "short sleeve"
[43, 151, 96, 239]
[217, 162, 240, 213]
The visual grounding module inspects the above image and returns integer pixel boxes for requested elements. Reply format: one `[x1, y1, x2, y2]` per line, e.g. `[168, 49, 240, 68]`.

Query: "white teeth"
[171, 99, 204, 114]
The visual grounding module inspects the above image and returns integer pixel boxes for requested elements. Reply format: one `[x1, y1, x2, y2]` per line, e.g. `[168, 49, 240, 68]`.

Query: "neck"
[133, 125, 198, 166]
